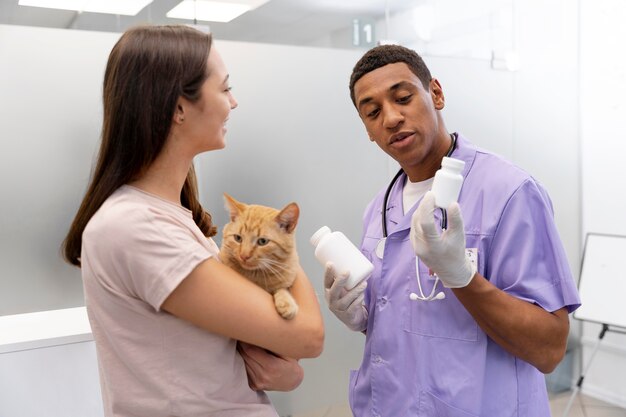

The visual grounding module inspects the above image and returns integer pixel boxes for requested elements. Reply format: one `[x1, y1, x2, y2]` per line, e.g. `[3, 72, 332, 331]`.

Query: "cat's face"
[221, 193, 299, 272]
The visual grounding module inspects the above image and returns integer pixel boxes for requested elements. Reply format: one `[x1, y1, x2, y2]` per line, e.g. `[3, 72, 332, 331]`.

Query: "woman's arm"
[161, 258, 324, 359]
[453, 274, 569, 373]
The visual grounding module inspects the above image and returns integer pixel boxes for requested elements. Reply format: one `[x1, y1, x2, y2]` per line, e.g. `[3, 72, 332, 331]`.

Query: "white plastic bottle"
[432, 156, 465, 209]
[310, 226, 374, 290]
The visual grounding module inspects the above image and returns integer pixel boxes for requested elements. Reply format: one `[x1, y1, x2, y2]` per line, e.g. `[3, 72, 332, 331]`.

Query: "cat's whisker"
[261, 258, 290, 271]
[258, 262, 284, 277]
[265, 262, 293, 277]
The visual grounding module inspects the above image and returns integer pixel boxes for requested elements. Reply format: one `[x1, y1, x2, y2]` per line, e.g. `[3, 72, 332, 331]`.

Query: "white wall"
[579, 0, 626, 407]
[0, 25, 114, 315]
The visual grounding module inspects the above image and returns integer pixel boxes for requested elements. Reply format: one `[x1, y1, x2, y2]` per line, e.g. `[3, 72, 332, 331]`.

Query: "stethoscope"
[376, 133, 457, 302]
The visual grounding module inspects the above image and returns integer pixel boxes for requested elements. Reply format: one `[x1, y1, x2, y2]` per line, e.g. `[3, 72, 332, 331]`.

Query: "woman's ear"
[173, 101, 185, 125]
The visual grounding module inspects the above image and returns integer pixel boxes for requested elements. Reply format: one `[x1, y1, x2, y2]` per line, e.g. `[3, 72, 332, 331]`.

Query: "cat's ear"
[276, 202, 300, 233]
[223, 193, 246, 221]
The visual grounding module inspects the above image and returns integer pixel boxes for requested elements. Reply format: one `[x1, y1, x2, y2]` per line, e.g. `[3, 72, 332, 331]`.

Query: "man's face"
[353, 62, 445, 180]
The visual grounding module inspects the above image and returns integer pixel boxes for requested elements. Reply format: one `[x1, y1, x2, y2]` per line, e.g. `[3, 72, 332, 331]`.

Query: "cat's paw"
[274, 289, 298, 320]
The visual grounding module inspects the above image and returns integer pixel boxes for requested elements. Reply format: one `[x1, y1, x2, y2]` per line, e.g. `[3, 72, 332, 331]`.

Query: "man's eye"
[397, 94, 412, 103]
[367, 109, 380, 118]
[257, 238, 269, 246]
[233, 234, 242, 242]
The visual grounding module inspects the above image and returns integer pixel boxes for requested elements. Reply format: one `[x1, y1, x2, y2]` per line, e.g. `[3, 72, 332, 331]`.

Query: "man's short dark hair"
[349, 44, 432, 106]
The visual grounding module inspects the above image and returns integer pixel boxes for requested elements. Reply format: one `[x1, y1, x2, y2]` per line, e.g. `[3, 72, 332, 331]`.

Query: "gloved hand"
[410, 191, 476, 288]
[324, 262, 368, 332]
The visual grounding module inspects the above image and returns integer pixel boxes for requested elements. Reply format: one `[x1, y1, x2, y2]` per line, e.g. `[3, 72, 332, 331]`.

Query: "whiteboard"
[574, 233, 626, 329]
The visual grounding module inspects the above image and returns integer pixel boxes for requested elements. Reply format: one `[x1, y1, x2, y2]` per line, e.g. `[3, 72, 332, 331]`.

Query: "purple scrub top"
[350, 134, 581, 417]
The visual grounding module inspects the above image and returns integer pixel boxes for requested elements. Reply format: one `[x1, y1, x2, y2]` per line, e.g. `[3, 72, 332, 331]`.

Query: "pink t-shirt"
[81, 185, 277, 417]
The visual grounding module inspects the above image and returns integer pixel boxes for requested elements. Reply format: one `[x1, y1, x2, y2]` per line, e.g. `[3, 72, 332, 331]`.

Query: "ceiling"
[0, 0, 417, 47]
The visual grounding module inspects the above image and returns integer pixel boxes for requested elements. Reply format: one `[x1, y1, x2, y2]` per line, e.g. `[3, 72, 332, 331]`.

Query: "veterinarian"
[323, 44, 580, 416]
[62, 25, 323, 417]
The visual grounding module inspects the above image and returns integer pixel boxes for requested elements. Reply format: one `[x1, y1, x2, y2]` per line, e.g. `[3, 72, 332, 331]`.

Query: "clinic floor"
[289, 391, 626, 417]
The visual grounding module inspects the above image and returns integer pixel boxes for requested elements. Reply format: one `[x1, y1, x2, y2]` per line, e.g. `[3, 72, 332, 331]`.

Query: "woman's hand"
[237, 342, 304, 392]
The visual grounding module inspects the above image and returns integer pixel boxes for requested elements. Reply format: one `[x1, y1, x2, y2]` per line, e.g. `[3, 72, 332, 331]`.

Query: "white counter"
[0, 307, 103, 417]
[0, 306, 92, 354]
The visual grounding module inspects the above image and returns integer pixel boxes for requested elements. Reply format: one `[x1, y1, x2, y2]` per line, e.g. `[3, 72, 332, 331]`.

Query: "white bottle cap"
[441, 156, 465, 172]
[310, 226, 331, 247]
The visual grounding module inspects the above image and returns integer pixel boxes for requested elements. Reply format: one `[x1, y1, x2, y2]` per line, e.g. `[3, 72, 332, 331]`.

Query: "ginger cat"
[219, 193, 300, 320]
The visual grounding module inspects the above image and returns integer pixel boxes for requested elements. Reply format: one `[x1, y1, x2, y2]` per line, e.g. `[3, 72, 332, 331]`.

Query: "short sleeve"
[360, 194, 383, 311]
[487, 179, 581, 313]
[94, 207, 214, 312]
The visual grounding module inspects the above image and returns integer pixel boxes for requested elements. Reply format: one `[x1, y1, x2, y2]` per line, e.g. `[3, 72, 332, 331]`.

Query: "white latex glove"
[410, 191, 477, 288]
[324, 262, 368, 332]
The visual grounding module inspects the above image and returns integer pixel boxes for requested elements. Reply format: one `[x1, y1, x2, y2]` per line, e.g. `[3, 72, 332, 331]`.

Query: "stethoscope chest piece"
[375, 238, 386, 259]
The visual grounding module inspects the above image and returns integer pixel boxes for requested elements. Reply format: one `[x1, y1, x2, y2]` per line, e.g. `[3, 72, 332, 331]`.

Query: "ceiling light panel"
[167, 0, 270, 23]
[18, 0, 153, 16]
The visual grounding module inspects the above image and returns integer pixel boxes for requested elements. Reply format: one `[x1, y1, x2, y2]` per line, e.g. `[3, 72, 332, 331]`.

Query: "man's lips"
[389, 131, 415, 145]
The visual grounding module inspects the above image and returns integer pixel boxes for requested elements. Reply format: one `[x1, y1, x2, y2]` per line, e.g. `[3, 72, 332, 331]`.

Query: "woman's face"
[181, 46, 238, 153]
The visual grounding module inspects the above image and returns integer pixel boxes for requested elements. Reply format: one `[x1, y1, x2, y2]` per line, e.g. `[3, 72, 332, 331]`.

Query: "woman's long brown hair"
[63, 25, 217, 267]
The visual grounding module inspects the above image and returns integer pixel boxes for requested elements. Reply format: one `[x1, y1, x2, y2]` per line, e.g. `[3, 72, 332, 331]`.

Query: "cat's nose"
[240, 254, 251, 262]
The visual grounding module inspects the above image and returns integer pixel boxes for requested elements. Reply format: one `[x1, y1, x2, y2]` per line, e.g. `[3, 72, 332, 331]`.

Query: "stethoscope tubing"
[381, 168, 405, 238]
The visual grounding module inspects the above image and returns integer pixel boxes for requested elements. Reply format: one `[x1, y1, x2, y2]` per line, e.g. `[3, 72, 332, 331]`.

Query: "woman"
[62, 25, 324, 417]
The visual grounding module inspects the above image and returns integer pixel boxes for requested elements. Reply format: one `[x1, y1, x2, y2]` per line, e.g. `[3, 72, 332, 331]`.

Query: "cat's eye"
[257, 238, 269, 246]
[233, 234, 242, 243]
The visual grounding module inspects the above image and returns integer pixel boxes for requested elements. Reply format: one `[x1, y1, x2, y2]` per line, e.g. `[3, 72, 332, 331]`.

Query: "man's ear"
[430, 78, 445, 110]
